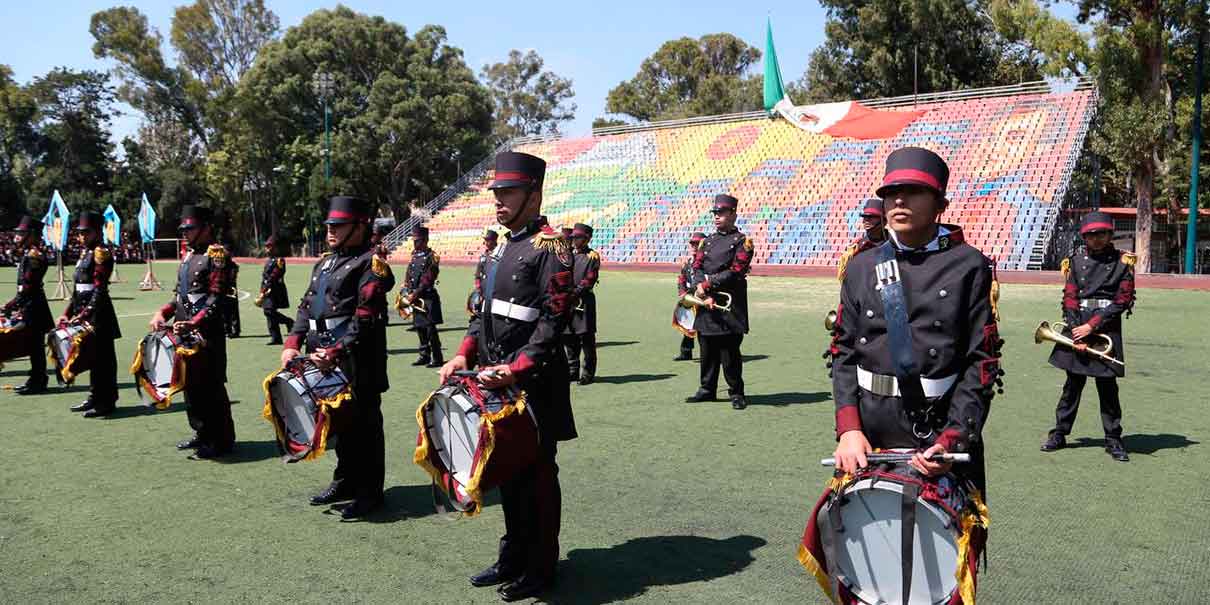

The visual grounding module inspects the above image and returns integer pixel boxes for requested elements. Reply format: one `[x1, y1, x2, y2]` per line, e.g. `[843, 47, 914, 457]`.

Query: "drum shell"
[0, 323, 30, 363]
[47, 325, 95, 383]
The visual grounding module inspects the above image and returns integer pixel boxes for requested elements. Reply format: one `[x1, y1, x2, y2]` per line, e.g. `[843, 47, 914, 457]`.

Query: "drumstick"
[453, 370, 500, 379]
[819, 452, 971, 466]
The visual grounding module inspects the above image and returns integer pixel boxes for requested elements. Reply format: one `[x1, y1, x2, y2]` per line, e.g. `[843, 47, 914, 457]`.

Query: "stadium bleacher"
[397, 82, 1096, 271]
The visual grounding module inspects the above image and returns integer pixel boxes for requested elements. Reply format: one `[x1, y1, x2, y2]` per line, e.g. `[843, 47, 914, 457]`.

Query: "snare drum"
[799, 459, 989, 605]
[414, 377, 539, 515]
[262, 359, 352, 462]
[672, 301, 697, 338]
[47, 323, 95, 384]
[130, 329, 205, 409]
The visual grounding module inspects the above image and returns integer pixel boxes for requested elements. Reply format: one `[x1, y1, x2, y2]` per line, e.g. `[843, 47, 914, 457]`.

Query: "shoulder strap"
[875, 243, 927, 408]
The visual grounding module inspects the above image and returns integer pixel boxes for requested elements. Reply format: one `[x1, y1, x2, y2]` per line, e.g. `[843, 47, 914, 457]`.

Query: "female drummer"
[799, 147, 1003, 604]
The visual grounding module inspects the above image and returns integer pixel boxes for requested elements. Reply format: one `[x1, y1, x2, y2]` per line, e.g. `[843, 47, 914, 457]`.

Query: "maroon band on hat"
[181, 217, 200, 226]
[882, 168, 941, 191]
[493, 171, 535, 183]
[861, 208, 884, 217]
[328, 210, 368, 221]
[1080, 221, 1113, 234]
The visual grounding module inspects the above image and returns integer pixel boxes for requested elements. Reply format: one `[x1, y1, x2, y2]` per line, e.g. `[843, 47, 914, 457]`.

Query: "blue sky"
[0, 0, 831, 141]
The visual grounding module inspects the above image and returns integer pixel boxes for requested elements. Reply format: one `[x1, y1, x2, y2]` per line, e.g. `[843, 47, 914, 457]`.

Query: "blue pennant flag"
[137, 193, 157, 244]
[103, 204, 121, 246]
[41, 190, 70, 251]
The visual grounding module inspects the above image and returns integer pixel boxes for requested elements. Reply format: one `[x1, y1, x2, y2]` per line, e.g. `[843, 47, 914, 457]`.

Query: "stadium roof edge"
[590, 76, 1097, 137]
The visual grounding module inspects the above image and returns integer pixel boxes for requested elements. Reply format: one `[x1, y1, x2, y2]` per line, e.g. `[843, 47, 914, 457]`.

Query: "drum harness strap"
[481, 242, 502, 365]
[875, 243, 927, 605]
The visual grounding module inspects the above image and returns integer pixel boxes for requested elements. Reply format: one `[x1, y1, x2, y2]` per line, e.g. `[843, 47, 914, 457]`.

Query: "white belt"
[308, 315, 350, 332]
[857, 366, 957, 399]
[491, 299, 540, 322]
[1079, 298, 1112, 309]
[75, 284, 95, 292]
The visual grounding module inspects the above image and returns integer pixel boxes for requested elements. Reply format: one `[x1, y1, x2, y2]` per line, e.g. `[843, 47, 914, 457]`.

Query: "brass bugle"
[253, 291, 266, 307]
[395, 291, 428, 318]
[1034, 320, 1123, 367]
[680, 291, 732, 312]
[824, 309, 837, 331]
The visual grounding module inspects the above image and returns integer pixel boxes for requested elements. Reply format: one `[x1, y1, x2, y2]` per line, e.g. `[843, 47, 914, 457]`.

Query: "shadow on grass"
[387, 347, 422, 356]
[216, 440, 281, 464]
[746, 391, 830, 406]
[741, 354, 769, 363]
[597, 340, 640, 349]
[104, 401, 187, 418]
[349, 484, 502, 524]
[548, 534, 767, 604]
[594, 373, 675, 385]
[1068, 433, 1199, 455]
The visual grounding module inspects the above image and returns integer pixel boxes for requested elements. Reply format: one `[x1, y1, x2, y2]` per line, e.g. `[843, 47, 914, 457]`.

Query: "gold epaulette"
[587, 250, 601, 263]
[275, 258, 285, 269]
[836, 242, 859, 282]
[1121, 252, 1137, 268]
[93, 246, 112, 264]
[206, 243, 228, 268]
[1059, 257, 1071, 280]
[742, 236, 754, 252]
[29, 248, 43, 258]
[430, 252, 440, 265]
[371, 255, 392, 278]
[989, 258, 1001, 322]
[533, 229, 569, 256]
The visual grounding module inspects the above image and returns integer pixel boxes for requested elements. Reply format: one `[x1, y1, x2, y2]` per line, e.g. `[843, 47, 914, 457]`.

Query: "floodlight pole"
[1186, 0, 1206, 274]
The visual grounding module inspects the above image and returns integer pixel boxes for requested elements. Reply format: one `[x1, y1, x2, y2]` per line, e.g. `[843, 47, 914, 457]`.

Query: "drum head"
[822, 479, 960, 605]
[272, 372, 321, 451]
[50, 328, 74, 365]
[143, 334, 176, 396]
[675, 305, 696, 331]
[424, 386, 482, 488]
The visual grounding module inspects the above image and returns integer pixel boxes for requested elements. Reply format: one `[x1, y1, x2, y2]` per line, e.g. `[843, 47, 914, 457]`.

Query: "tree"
[26, 68, 116, 213]
[171, 0, 279, 93]
[231, 7, 493, 227]
[990, 0, 1091, 79]
[605, 34, 763, 122]
[0, 65, 39, 221]
[481, 49, 576, 142]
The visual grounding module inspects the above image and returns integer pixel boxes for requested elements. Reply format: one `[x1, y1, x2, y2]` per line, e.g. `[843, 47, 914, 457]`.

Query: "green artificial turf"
[0, 261, 1206, 604]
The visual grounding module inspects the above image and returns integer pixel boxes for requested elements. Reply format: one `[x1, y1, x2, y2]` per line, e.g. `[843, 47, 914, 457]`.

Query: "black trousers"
[223, 297, 240, 337]
[185, 382, 235, 450]
[563, 333, 596, 377]
[498, 441, 561, 579]
[1052, 371, 1123, 439]
[332, 390, 385, 500]
[264, 309, 292, 343]
[679, 335, 695, 357]
[90, 335, 119, 410]
[699, 334, 744, 396]
[416, 325, 443, 363]
[24, 333, 48, 387]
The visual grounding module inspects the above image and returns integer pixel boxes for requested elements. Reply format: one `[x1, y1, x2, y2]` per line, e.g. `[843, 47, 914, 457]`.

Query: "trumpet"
[824, 309, 837, 331]
[679, 291, 732, 312]
[394, 291, 428, 318]
[1034, 320, 1123, 367]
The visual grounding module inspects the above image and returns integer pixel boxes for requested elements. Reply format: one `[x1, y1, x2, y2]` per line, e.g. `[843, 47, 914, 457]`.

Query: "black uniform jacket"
[404, 248, 443, 326]
[260, 257, 290, 310]
[690, 227, 753, 336]
[160, 244, 232, 380]
[1048, 245, 1135, 378]
[831, 226, 1002, 487]
[3, 247, 53, 333]
[567, 247, 600, 335]
[68, 245, 120, 338]
[286, 246, 395, 394]
[458, 218, 577, 442]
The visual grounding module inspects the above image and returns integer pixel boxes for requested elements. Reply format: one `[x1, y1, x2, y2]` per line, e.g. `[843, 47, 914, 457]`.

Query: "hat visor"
[487, 179, 531, 190]
[875, 178, 943, 198]
[323, 217, 357, 225]
[710, 207, 734, 214]
[72, 223, 97, 232]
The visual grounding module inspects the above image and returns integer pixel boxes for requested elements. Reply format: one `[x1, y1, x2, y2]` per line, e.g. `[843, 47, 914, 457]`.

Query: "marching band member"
[801, 147, 1002, 604]
[563, 223, 600, 385]
[1041, 211, 1135, 462]
[259, 235, 292, 346]
[440, 151, 577, 602]
[836, 198, 888, 282]
[4, 216, 53, 395]
[64, 210, 120, 418]
[674, 232, 706, 361]
[685, 194, 753, 410]
[468, 229, 499, 318]
[150, 206, 235, 459]
[403, 225, 444, 368]
[283, 196, 394, 519]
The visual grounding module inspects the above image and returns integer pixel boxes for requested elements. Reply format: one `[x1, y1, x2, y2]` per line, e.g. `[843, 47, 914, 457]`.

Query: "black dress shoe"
[70, 399, 95, 412]
[16, 383, 47, 395]
[339, 497, 384, 520]
[469, 564, 520, 588]
[188, 444, 231, 460]
[83, 407, 114, 418]
[684, 390, 717, 403]
[177, 436, 202, 450]
[673, 353, 692, 361]
[310, 483, 355, 506]
[1105, 439, 1130, 462]
[578, 373, 594, 386]
[411, 357, 431, 366]
[498, 574, 552, 602]
[1040, 432, 1066, 452]
[730, 395, 748, 410]
[266, 339, 283, 346]
[426, 360, 445, 368]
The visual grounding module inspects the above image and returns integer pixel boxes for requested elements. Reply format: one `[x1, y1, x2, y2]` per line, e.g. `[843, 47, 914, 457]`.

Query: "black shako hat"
[571, 223, 593, 239]
[74, 210, 104, 231]
[483, 228, 498, 241]
[14, 215, 43, 232]
[178, 205, 214, 231]
[860, 198, 884, 217]
[324, 196, 372, 225]
[488, 152, 546, 190]
[710, 194, 739, 214]
[876, 147, 950, 198]
[1080, 211, 1115, 235]
[412, 225, 429, 238]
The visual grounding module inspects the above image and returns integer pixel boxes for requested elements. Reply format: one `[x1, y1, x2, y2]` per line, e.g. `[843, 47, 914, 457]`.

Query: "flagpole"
[51, 251, 68, 301]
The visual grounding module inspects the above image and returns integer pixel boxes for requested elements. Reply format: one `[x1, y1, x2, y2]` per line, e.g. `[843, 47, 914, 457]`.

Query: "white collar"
[888, 225, 950, 253]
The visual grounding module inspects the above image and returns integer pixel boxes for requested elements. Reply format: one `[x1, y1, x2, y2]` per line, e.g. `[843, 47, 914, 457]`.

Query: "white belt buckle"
[490, 299, 539, 322]
[857, 366, 957, 399]
[75, 284, 95, 292]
